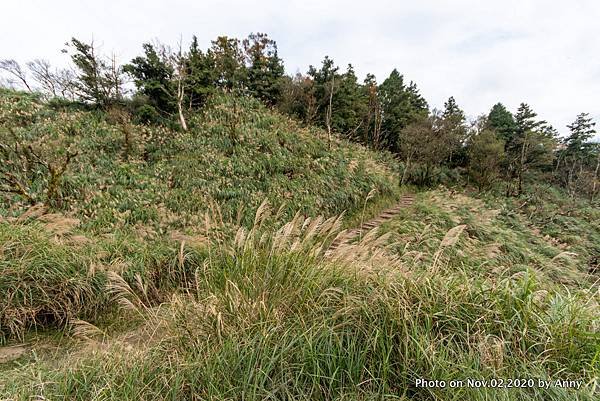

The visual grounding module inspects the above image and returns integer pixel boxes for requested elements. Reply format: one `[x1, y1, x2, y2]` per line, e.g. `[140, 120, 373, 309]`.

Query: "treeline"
[1, 33, 598, 199]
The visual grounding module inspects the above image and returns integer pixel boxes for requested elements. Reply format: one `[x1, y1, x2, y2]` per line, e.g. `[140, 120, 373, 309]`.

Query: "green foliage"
[487, 103, 517, 143]
[1, 204, 598, 399]
[379, 69, 428, 152]
[243, 33, 285, 105]
[467, 130, 505, 190]
[0, 89, 398, 235]
[556, 113, 598, 196]
[0, 222, 107, 342]
[209, 36, 247, 90]
[501, 103, 557, 195]
[67, 38, 124, 107]
[1, 31, 600, 400]
[123, 43, 176, 115]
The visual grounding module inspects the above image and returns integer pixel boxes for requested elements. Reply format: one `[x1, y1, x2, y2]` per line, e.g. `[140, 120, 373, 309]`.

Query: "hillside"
[0, 88, 401, 340]
[0, 90, 599, 400]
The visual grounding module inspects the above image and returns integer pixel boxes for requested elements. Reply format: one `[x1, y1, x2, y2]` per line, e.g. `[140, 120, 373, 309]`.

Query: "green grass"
[1, 215, 598, 400]
[0, 89, 598, 400]
[0, 89, 400, 343]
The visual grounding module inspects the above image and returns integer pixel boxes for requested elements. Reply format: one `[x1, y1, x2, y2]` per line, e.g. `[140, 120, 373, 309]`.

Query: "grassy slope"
[0, 90, 599, 400]
[1, 191, 598, 400]
[0, 90, 399, 342]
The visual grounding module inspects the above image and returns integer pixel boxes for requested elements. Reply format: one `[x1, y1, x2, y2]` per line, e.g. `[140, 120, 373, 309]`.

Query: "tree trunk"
[326, 75, 334, 149]
[177, 73, 188, 131]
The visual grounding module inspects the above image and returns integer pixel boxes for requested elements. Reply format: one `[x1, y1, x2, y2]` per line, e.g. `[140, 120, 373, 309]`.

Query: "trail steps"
[326, 194, 415, 255]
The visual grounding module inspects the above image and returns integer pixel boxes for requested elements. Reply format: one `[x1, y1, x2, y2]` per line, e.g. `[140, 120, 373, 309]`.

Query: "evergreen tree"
[332, 64, 368, 136]
[124, 43, 175, 116]
[514, 103, 545, 135]
[67, 37, 123, 107]
[307, 56, 340, 135]
[378, 69, 428, 152]
[506, 103, 556, 195]
[442, 96, 465, 122]
[564, 113, 596, 154]
[243, 33, 285, 105]
[558, 113, 597, 194]
[441, 96, 468, 164]
[209, 36, 246, 90]
[185, 36, 216, 109]
[487, 103, 516, 143]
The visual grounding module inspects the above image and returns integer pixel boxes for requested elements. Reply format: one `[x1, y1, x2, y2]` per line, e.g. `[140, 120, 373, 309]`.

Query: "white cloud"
[1, 0, 598, 136]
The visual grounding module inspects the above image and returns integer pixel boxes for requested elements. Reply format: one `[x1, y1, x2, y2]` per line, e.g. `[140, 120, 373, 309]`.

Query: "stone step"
[326, 194, 415, 254]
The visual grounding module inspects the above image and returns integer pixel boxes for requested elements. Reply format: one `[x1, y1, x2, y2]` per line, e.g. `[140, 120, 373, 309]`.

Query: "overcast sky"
[2, 0, 599, 137]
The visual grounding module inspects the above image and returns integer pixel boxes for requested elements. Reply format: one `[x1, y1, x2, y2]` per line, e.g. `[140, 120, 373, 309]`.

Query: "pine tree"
[487, 103, 516, 143]
[441, 96, 467, 164]
[442, 96, 465, 122]
[514, 103, 545, 135]
[506, 103, 556, 195]
[565, 113, 596, 154]
[209, 36, 246, 91]
[185, 36, 216, 109]
[124, 43, 175, 116]
[68, 38, 123, 107]
[332, 64, 368, 137]
[243, 33, 285, 106]
[558, 113, 597, 194]
[378, 69, 428, 152]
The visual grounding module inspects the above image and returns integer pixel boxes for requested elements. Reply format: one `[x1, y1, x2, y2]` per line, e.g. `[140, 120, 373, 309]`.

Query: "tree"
[277, 73, 318, 124]
[398, 114, 454, 186]
[243, 33, 284, 105]
[124, 42, 176, 117]
[1, 59, 76, 99]
[0, 59, 32, 91]
[172, 41, 189, 131]
[441, 96, 468, 164]
[505, 103, 556, 195]
[558, 113, 597, 195]
[67, 38, 124, 107]
[307, 56, 339, 134]
[565, 112, 596, 152]
[467, 130, 505, 190]
[185, 36, 216, 109]
[378, 69, 428, 152]
[208, 36, 246, 90]
[487, 103, 516, 143]
[361, 73, 383, 149]
[332, 64, 368, 138]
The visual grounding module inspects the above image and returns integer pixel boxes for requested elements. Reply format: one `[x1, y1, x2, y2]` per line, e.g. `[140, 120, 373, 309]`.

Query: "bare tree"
[0, 59, 32, 91]
[55, 68, 78, 100]
[26, 59, 58, 96]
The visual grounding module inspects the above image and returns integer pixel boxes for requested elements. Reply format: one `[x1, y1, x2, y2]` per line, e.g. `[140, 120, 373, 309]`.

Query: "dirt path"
[326, 194, 415, 255]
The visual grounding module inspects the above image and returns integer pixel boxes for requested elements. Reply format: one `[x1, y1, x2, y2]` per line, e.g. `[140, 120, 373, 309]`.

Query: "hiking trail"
[326, 193, 415, 255]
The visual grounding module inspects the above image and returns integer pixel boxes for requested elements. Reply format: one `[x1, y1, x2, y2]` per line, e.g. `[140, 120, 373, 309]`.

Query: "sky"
[1, 0, 599, 138]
